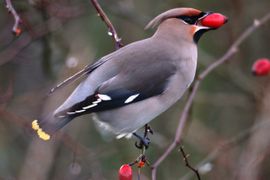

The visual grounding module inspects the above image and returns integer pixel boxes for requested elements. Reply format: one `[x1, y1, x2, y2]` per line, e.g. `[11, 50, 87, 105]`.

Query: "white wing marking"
[65, 94, 111, 115]
[82, 97, 102, 110]
[75, 109, 86, 113]
[124, 93, 140, 104]
[97, 94, 112, 101]
[83, 103, 97, 110]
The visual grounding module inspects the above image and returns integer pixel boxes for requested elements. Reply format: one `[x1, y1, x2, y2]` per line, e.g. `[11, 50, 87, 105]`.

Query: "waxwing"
[32, 7, 228, 141]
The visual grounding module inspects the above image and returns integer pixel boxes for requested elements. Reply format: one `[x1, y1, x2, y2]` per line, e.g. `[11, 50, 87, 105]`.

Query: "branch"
[90, 0, 123, 49]
[151, 12, 270, 180]
[46, 0, 125, 94]
[179, 146, 201, 180]
[180, 119, 270, 180]
[5, 0, 22, 36]
[0, 6, 85, 66]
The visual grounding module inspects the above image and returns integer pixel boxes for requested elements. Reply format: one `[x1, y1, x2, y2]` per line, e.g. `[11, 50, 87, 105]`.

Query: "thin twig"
[179, 146, 201, 180]
[0, 6, 85, 66]
[180, 119, 270, 180]
[5, 0, 22, 36]
[90, 0, 123, 49]
[151, 12, 270, 180]
[48, 1, 124, 94]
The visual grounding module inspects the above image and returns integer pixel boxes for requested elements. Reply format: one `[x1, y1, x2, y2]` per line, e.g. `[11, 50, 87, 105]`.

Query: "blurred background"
[0, 0, 270, 179]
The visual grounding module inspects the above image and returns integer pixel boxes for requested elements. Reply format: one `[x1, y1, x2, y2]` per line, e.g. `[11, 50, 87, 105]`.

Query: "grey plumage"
[55, 37, 196, 135]
[33, 7, 227, 140]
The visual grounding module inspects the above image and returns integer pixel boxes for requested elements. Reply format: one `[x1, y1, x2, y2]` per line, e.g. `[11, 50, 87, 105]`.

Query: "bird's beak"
[197, 12, 228, 29]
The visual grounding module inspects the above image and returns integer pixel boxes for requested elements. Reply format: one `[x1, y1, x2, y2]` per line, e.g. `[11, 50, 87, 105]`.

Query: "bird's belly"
[95, 97, 166, 135]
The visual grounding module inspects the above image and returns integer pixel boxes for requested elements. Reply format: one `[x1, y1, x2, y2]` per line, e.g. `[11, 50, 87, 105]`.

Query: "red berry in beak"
[252, 58, 270, 76]
[119, 164, 132, 180]
[201, 13, 228, 28]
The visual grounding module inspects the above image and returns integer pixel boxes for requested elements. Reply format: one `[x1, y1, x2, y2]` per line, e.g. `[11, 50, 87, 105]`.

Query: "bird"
[32, 7, 228, 143]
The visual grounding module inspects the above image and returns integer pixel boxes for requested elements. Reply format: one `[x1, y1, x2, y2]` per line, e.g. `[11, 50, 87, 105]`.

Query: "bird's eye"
[178, 16, 197, 25]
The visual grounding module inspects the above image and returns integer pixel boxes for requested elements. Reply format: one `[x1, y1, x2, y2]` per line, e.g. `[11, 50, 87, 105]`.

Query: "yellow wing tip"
[31, 120, 51, 141]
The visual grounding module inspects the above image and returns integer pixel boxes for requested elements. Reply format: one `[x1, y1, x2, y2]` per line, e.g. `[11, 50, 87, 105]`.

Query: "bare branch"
[5, 0, 22, 36]
[0, 6, 85, 66]
[179, 146, 201, 180]
[48, 0, 125, 94]
[90, 0, 123, 49]
[151, 12, 270, 180]
[180, 119, 270, 180]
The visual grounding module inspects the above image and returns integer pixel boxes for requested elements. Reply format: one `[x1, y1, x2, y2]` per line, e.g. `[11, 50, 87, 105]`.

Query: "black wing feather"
[55, 58, 177, 118]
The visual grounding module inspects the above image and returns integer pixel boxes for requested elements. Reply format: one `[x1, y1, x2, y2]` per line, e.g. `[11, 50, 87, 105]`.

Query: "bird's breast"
[162, 46, 198, 105]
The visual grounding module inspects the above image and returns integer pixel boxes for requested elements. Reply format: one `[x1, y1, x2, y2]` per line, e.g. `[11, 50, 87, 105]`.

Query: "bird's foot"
[133, 124, 154, 150]
[133, 132, 151, 149]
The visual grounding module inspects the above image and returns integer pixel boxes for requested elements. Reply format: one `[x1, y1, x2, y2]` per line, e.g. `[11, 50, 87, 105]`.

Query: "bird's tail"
[31, 114, 72, 141]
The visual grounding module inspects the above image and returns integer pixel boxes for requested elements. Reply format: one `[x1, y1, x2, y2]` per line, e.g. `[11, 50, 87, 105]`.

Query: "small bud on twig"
[5, 0, 22, 36]
[14, 27, 22, 36]
[90, 0, 123, 49]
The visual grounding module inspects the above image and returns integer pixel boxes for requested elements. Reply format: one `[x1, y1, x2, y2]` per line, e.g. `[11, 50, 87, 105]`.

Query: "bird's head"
[146, 7, 228, 43]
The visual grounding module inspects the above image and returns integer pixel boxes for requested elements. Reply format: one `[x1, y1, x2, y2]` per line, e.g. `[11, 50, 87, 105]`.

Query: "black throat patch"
[193, 29, 210, 43]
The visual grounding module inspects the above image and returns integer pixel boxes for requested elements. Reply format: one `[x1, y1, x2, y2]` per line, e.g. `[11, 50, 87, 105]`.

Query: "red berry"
[201, 13, 228, 28]
[119, 164, 132, 180]
[252, 58, 270, 76]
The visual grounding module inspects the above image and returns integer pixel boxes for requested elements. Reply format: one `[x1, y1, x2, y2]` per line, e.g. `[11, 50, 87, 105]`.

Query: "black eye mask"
[177, 12, 207, 25]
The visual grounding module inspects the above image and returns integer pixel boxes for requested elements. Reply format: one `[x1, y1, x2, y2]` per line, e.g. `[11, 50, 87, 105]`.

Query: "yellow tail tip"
[32, 120, 39, 130]
[37, 129, 50, 141]
[31, 120, 51, 141]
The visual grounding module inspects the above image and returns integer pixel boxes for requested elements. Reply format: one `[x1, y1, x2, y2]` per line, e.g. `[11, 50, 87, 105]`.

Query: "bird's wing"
[54, 58, 177, 118]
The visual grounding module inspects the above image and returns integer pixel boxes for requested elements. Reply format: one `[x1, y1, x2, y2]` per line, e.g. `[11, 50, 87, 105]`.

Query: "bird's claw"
[135, 137, 150, 149]
[133, 124, 154, 150]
